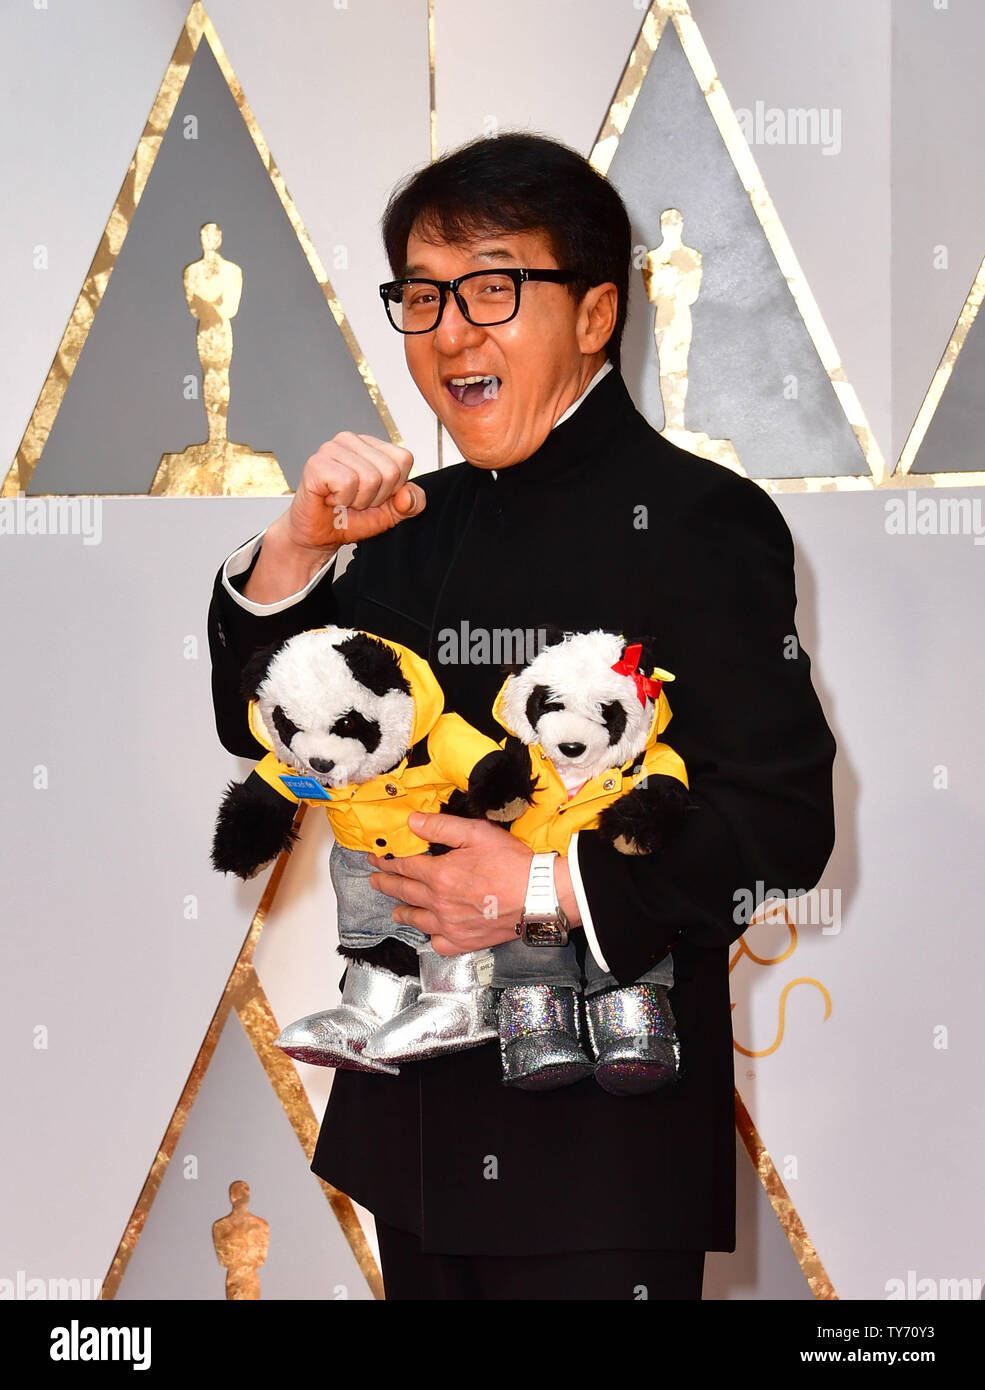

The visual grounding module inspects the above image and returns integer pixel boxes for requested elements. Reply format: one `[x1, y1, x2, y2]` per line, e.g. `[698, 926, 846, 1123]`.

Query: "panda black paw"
[211, 779, 300, 879]
[465, 744, 538, 822]
[595, 777, 690, 857]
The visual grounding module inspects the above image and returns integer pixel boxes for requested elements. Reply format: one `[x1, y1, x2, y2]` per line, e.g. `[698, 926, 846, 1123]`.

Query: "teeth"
[449, 375, 497, 385]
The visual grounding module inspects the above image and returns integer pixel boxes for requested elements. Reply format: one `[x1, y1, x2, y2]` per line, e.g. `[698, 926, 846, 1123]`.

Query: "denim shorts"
[329, 841, 429, 951]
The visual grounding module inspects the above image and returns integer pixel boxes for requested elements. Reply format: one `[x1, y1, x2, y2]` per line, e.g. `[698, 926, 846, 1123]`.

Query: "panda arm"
[571, 473, 836, 985]
[212, 767, 301, 879]
[207, 532, 363, 757]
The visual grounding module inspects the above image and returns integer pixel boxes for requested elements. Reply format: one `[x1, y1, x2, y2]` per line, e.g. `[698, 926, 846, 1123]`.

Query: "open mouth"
[445, 374, 501, 407]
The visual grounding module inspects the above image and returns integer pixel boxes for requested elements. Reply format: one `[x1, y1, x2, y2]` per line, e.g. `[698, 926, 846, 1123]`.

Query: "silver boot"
[363, 943, 498, 1063]
[497, 984, 594, 1090]
[586, 983, 682, 1095]
[274, 959, 420, 1074]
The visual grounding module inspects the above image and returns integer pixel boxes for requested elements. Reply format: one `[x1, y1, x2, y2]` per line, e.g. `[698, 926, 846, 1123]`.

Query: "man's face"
[400, 225, 605, 469]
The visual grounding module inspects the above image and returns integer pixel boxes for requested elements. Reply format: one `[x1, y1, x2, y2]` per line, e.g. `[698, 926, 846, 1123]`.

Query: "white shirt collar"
[552, 359, 613, 429]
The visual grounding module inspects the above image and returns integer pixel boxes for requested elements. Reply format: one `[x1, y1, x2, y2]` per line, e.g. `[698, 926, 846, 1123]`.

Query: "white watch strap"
[525, 852, 559, 915]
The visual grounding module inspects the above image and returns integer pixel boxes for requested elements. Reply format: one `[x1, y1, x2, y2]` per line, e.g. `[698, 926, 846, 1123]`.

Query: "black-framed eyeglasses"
[379, 267, 581, 334]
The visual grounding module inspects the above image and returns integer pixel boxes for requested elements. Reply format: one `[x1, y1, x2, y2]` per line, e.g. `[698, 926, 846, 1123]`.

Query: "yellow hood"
[248, 629, 444, 755]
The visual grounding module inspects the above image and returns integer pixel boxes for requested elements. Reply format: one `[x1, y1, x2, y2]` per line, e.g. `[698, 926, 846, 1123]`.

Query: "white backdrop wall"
[2, 0, 983, 1302]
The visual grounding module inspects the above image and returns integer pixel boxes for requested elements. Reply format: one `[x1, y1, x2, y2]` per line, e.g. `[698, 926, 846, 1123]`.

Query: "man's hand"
[285, 432, 426, 550]
[368, 811, 582, 956]
[243, 432, 426, 604]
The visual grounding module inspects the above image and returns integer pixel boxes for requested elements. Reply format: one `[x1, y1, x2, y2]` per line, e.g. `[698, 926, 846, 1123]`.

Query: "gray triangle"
[607, 23, 866, 479]
[30, 39, 382, 495]
[114, 1010, 374, 1301]
[908, 279, 985, 472]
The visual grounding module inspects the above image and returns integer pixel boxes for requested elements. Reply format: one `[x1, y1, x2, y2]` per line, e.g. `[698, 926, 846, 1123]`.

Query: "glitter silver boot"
[363, 943, 498, 1063]
[275, 959, 420, 1074]
[586, 982, 682, 1095]
[496, 984, 595, 1090]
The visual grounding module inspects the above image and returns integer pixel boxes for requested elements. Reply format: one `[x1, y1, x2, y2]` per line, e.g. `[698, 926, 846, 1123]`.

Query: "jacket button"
[384, 783, 398, 796]
[603, 778, 616, 791]
[376, 838, 387, 847]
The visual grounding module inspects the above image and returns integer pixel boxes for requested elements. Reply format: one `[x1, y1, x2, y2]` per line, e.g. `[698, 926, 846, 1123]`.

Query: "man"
[208, 133, 836, 1300]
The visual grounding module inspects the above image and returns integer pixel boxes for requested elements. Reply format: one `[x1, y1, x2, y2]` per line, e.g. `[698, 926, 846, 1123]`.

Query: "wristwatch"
[516, 852, 570, 946]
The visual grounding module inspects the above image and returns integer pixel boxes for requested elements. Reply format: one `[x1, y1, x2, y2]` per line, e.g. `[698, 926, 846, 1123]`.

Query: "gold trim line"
[4, 0, 399, 499]
[734, 1088, 838, 1300]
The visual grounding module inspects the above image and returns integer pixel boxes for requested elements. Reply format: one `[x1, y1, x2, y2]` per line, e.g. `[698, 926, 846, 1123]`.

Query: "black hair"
[380, 132, 632, 369]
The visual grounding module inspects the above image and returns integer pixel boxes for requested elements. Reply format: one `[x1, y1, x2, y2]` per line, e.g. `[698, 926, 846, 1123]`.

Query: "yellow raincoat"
[248, 632, 501, 856]
[490, 675, 688, 855]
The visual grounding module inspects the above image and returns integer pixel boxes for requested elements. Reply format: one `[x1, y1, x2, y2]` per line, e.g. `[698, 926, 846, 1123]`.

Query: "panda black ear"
[335, 633, 411, 697]
[240, 639, 290, 701]
[498, 622, 567, 678]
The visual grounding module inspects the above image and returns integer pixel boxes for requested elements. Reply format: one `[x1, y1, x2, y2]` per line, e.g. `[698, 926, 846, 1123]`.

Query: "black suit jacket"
[207, 368, 836, 1255]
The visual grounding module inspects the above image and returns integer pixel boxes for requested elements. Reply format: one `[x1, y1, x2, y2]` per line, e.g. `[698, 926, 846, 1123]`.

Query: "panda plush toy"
[481, 628, 692, 1095]
[211, 625, 534, 1075]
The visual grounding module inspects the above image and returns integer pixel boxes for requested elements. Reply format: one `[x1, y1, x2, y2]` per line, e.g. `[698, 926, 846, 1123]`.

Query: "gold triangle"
[3, 0, 400, 500]
[590, 0, 985, 496]
[100, 804, 383, 1300]
[897, 251, 985, 477]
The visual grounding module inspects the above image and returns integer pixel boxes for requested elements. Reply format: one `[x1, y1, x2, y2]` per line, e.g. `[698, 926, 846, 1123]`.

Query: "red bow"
[611, 644, 662, 707]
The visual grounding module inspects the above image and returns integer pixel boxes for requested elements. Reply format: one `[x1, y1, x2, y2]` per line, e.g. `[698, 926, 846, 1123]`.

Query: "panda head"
[498, 630, 661, 780]
[242, 628, 415, 787]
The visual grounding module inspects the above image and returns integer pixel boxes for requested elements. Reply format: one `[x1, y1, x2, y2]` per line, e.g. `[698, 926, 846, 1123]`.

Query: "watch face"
[524, 918, 568, 947]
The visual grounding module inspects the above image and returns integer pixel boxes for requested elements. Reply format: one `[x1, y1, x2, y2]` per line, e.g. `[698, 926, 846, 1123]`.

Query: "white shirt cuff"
[221, 529, 340, 616]
[568, 832, 611, 973]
